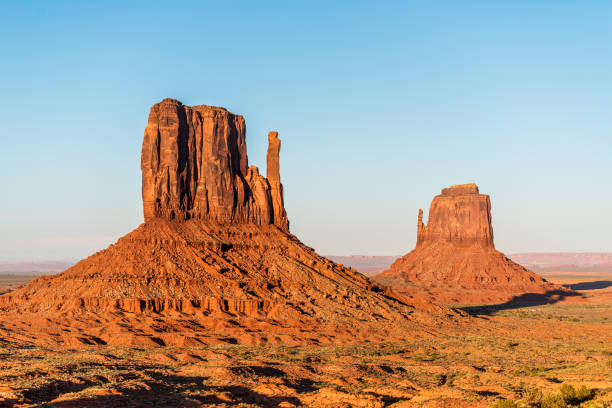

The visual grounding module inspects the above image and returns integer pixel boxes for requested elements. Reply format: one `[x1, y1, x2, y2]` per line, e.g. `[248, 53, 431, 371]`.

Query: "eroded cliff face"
[0, 98, 451, 347]
[417, 183, 493, 247]
[141, 98, 288, 231]
[377, 183, 564, 304]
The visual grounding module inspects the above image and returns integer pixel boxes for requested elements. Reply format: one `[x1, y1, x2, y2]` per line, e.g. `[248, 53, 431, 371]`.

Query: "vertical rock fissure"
[141, 98, 289, 231]
[417, 183, 494, 247]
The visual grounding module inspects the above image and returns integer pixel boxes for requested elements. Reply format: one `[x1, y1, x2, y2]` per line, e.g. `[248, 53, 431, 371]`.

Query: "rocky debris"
[141, 98, 288, 231]
[376, 183, 565, 304]
[0, 98, 454, 347]
[0, 218, 453, 346]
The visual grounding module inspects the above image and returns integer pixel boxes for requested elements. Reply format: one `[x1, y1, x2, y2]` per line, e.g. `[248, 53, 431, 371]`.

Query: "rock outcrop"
[0, 99, 452, 347]
[141, 98, 288, 231]
[266, 131, 289, 231]
[417, 184, 493, 246]
[376, 183, 565, 305]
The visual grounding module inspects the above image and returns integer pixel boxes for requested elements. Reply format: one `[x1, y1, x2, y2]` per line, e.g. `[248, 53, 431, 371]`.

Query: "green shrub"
[574, 385, 595, 403]
[520, 384, 595, 408]
[490, 399, 519, 408]
[522, 387, 544, 407]
[559, 384, 578, 404]
[559, 384, 594, 405]
[541, 393, 567, 408]
[585, 402, 611, 408]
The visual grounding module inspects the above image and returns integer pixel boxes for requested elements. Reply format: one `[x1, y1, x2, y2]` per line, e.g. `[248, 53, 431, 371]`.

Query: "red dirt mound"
[375, 184, 565, 305]
[0, 99, 456, 347]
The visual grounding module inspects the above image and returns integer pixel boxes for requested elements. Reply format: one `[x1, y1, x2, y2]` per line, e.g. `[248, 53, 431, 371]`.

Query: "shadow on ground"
[565, 280, 612, 291]
[460, 288, 584, 316]
[43, 386, 302, 408]
[18, 379, 95, 405]
[14, 369, 311, 408]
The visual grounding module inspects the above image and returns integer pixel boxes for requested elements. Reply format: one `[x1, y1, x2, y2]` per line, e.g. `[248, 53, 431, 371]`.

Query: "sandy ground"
[0, 272, 610, 407]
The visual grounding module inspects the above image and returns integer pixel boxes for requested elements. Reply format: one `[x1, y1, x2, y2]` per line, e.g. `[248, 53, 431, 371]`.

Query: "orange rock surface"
[417, 183, 493, 246]
[376, 184, 564, 304]
[141, 98, 289, 230]
[0, 99, 454, 347]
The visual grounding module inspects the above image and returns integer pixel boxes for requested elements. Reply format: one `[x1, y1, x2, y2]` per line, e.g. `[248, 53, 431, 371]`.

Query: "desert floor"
[0, 273, 610, 408]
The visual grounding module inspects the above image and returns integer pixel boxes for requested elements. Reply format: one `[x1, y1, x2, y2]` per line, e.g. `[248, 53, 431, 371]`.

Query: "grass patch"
[494, 384, 596, 407]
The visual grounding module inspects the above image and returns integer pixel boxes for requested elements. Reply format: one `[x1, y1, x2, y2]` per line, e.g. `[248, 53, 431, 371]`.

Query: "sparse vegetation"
[497, 384, 596, 408]
[491, 398, 519, 408]
[560, 384, 595, 405]
[0, 276, 610, 407]
[522, 387, 544, 407]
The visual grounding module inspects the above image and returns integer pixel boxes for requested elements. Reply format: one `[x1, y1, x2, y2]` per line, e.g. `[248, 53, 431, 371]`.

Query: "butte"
[375, 183, 567, 305]
[0, 98, 452, 347]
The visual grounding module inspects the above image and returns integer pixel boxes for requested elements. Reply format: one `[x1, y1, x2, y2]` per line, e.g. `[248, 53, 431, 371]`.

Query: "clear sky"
[1, 1, 611, 261]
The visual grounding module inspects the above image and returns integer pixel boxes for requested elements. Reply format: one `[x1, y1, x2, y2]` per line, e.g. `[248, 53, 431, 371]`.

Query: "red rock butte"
[141, 99, 288, 230]
[376, 183, 564, 305]
[417, 183, 493, 247]
[0, 99, 454, 347]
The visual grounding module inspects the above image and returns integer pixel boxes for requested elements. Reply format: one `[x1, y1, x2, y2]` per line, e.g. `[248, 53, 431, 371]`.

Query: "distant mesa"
[508, 252, 612, 273]
[326, 252, 612, 276]
[326, 255, 399, 276]
[0, 98, 451, 347]
[375, 183, 566, 305]
[0, 261, 73, 275]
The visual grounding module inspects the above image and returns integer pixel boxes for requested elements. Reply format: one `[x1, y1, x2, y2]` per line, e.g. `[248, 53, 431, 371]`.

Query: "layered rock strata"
[141, 98, 289, 231]
[417, 184, 493, 246]
[0, 99, 451, 347]
[376, 184, 563, 304]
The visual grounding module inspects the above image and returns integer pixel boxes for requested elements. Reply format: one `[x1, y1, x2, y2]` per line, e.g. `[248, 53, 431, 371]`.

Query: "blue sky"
[1, 1, 611, 261]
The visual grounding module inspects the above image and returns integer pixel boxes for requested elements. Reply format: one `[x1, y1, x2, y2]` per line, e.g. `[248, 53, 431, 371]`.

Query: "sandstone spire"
[266, 131, 289, 231]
